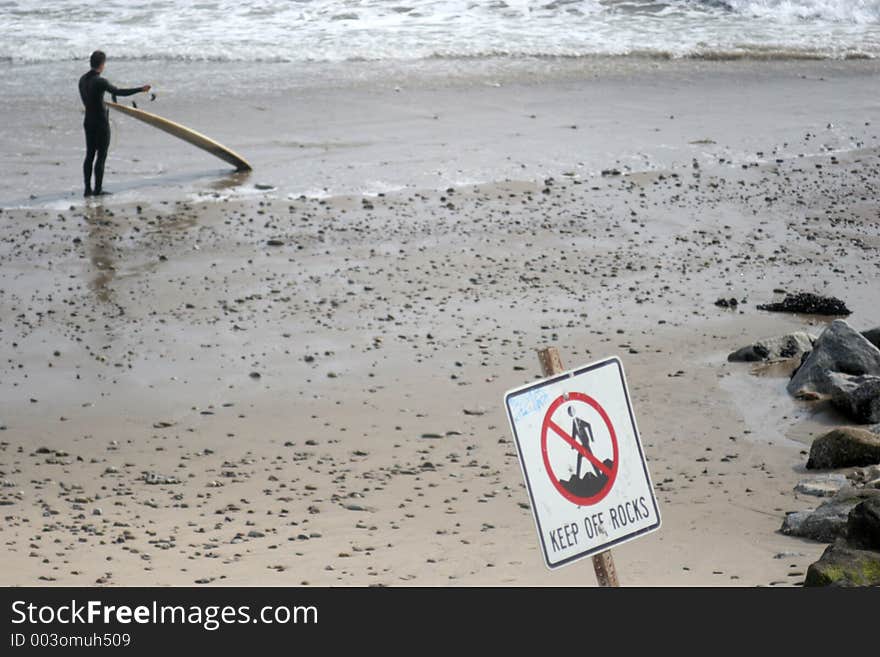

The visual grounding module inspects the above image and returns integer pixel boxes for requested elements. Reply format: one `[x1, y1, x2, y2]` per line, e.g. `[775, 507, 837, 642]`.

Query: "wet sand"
[1, 60, 879, 586]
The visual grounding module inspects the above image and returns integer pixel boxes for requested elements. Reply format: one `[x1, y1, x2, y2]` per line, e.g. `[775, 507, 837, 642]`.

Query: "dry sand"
[1, 60, 879, 586]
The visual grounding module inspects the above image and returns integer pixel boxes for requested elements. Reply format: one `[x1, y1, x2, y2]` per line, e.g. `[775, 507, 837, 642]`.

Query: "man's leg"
[93, 123, 111, 195]
[83, 126, 97, 196]
[575, 422, 594, 479]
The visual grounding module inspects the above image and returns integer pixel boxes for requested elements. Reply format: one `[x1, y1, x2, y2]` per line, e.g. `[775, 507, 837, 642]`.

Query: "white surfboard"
[106, 101, 252, 171]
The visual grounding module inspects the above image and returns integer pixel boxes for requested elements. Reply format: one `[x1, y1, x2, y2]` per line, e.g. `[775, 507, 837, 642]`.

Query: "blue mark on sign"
[509, 387, 551, 422]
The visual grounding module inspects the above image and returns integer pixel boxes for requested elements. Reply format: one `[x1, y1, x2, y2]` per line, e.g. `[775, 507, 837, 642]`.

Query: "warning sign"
[505, 357, 660, 569]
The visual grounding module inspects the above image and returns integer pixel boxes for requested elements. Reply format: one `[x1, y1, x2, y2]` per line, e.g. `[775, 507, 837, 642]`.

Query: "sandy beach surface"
[1, 58, 879, 586]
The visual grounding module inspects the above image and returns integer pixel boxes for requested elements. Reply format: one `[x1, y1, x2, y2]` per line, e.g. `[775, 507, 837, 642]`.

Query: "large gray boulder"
[787, 320, 880, 398]
[806, 427, 880, 469]
[827, 372, 880, 423]
[780, 487, 880, 542]
[727, 332, 814, 362]
[804, 541, 880, 586]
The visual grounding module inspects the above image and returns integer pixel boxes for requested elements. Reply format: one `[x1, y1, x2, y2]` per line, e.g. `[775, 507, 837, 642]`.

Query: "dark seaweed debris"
[757, 292, 851, 316]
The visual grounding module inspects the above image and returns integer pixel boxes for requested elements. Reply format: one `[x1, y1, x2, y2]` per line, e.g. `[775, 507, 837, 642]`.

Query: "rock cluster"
[730, 321, 880, 585]
[804, 498, 880, 587]
[730, 320, 880, 424]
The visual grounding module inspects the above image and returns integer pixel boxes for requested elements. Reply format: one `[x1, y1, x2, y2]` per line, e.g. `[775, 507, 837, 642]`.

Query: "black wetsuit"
[78, 70, 141, 194]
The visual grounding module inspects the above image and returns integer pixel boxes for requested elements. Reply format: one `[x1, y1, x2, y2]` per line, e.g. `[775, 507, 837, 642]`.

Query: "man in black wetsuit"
[78, 50, 151, 196]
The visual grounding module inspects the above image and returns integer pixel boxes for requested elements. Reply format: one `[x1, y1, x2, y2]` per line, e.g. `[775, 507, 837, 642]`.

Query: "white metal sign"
[504, 356, 661, 569]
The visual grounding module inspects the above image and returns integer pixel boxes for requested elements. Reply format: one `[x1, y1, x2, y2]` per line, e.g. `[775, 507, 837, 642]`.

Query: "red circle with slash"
[540, 392, 619, 506]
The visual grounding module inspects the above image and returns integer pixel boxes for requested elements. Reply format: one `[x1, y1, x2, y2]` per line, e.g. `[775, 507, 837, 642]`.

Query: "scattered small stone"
[142, 472, 181, 485]
[773, 552, 805, 559]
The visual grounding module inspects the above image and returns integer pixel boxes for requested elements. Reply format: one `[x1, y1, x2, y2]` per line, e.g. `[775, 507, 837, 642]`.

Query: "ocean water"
[1, 2, 879, 206]
[2, 0, 880, 64]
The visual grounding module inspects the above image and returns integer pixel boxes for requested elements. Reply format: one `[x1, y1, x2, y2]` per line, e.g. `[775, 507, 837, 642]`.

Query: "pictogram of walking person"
[568, 405, 596, 479]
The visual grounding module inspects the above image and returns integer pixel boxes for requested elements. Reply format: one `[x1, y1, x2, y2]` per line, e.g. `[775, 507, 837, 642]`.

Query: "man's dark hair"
[90, 50, 106, 70]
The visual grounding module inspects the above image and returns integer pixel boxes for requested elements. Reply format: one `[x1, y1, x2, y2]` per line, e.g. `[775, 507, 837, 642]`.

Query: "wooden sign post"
[538, 346, 620, 588]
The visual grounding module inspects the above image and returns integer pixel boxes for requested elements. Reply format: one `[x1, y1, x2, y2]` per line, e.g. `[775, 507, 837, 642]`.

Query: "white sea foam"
[2, 0, 880, 64]
[722, 0, 880, 23]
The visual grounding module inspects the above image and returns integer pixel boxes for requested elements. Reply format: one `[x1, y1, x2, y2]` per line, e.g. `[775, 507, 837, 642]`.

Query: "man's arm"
[104, 79, 151, 98]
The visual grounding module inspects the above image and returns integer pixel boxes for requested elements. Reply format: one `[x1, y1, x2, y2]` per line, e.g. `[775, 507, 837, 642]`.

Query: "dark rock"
[827, 373, 880, 423]
[727, 332, 814, 362]
[804, 541, 880, 587]
[714, 297, 738, 309]
[781, 487, 880, 542]
[807, 427, 880, 469]
[787, 320, 880, 398]
[757, 292, 851, 316]
[863, 328, 880, 350]
[847, 499, 880, 550]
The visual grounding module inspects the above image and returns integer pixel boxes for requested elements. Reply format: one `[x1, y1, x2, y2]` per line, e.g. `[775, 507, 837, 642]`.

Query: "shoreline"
[3, 57, 880, 207]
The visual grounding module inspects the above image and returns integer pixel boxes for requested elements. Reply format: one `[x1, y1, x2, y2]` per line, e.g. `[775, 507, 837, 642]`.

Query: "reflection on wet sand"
[82, 195, 217, 314]
[207, 170, 251, 192]
[82, 201, 119, 307]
